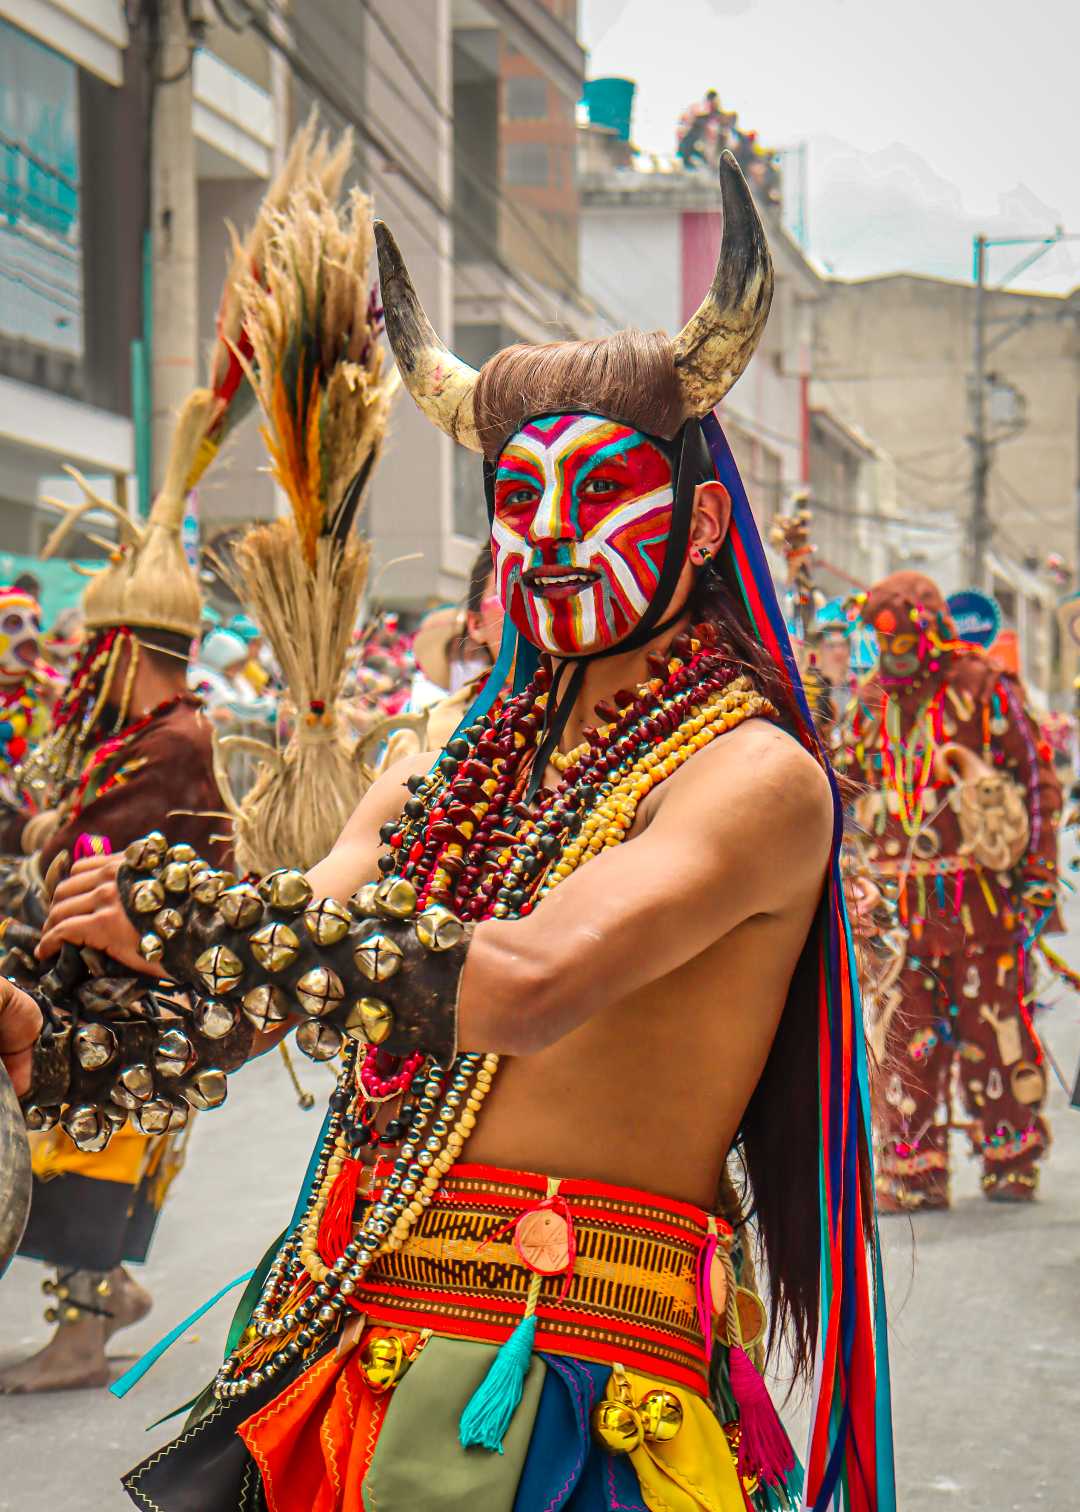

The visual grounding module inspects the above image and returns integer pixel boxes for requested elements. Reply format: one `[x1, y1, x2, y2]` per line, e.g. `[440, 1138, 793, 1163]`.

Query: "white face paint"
[0, 593, 41, 681]
[491, 414, 675, 657]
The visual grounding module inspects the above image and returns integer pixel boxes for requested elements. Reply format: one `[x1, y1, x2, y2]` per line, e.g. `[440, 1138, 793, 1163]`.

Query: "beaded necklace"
[216, 623, 776, 1401]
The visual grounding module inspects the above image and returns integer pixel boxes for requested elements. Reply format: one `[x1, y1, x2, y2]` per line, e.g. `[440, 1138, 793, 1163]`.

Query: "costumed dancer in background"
[834, 572, 1062, 1210]
[3, 157, 893, 1511]
[0, 586, 58, 793]
[0, 119, 351, 1394]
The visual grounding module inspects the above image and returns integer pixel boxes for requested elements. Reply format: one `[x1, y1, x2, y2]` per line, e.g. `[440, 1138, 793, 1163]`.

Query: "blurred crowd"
[676, 89, 782, 205]
[0, 546, 506, 800]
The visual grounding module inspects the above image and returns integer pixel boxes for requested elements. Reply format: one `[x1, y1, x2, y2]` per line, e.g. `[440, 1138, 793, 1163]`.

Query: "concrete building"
[577, 121, 898, 588]
[0, 0, 592, 613]
[814, 272, 1080, 695]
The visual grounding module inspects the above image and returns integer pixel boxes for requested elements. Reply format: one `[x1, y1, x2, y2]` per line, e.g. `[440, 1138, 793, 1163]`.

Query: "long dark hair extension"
[688, 559, 824, 1389]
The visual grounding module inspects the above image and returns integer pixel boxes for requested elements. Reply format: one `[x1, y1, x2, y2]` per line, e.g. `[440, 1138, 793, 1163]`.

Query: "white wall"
[580, 206, 681, 341]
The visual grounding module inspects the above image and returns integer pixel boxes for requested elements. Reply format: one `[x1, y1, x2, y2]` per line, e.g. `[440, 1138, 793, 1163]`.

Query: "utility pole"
[969, 234, 990, 588]
[149, 0, 200, 498]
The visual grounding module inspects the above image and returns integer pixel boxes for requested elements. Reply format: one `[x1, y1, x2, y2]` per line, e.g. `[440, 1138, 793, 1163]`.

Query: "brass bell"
[154, 907, 184, 939]
[295, 966, 344, 1017]
[241, 984, 291, 1033]
[415, 905, 466, 952]
[110, 1063, 154, 1108]
[349, 882, 379, 917]
[166, 843, 197, 864]
[161, 861, 192, 894]
[302, 898, 351, 945]
[195, 944, 246, 996]
[154, 1028, 194, 1078]
[374, 875, 418, 919]
[131, 879, 165, 914]
[139, 932, 164, 965]
[22, 1104, 60, 1133]
[183, 1068, 228, 1111]
[74, 1022, 117, 1072]
[353, 929, 403, 983]
[125, 831, 167, 869]
[250, 921, 300, 973]
[639, 1389, 684, 1443]
[43, 1306, 59, 1324]
[191, 871, 227, 905]
[359, 1334, 409, 1393]
[295, 1018, 344, 1062]
[218, 884, 263, 929]
[591, 1397, 645, 1454]
[62, 1104, 112, 1153]
[262, 868, 314, 913]
[346, 997, 394, 1045]
[195, 999, 238, 1039]
[134, 1098, 178, 1135]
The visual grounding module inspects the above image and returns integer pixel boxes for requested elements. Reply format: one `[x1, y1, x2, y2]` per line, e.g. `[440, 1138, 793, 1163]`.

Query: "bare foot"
[0, 1317, 109, 1394]
[104, 1267, 152, 1341]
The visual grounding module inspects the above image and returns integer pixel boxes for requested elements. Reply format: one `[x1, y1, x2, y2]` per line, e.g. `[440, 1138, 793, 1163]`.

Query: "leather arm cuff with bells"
[18, 937, 253, 1153]
[117, 832, 471, 1067]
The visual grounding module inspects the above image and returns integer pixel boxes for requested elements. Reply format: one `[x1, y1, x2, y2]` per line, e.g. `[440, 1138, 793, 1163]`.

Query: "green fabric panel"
[363, 1335, 546, 1511]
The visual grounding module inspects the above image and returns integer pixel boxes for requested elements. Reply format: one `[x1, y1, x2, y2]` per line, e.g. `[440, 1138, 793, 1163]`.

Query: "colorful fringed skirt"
[123, 1164, 799, 1512]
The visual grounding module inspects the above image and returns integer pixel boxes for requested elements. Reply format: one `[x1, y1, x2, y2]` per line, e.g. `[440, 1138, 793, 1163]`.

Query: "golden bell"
[295, 965, 345, 1017]
[296, 1018, 344, 1062]
[125, 832, 167, 869]
[250, 921, 300, 973]
[166, 843, 197, 864]
[154, 906, 184, 939]
[349, 882, 379, 917]
[139, 932, 164, 964]
[359, 1334, 409, 1393]
[219, 884, 264, 929]
[241, 984, 291, 1033]
[195, 944, 246, 996]
[591, 1398, 645, 1454]
[353, 929, 403, 982]
[639, 1389, 684, 1443]
[161, 861, 191, 894]
[262, 868, 313, 913]
[131, 879, 165, 914]
[415, 904, 466, 952]
[374, 875, 418, 919]
[345, 996, 394, 1045]
[191, 872, 227, 905]
[303, 898, 351, 945]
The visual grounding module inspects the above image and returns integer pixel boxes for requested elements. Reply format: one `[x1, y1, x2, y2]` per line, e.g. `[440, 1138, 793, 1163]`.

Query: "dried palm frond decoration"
[20, 121, 352, 810]
[212, 152, 399, 874]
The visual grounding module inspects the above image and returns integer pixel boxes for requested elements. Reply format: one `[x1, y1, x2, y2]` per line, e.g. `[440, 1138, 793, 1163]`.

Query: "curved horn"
[671, 152, 774, 417]
[374, 221, 482, 454]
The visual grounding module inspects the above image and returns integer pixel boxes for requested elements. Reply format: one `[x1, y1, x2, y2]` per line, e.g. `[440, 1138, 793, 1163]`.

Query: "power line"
[255, 0, 613, 322]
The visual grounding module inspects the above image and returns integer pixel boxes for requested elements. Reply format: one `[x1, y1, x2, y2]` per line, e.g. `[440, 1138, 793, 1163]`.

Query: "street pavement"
[2, 882, 1080, 1508]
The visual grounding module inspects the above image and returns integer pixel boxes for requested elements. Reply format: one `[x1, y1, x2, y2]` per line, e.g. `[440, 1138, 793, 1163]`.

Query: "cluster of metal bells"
[129, 832, 465, 1068]
[41, 1269, 111, 1326]
[591, 1376, 685, 1453]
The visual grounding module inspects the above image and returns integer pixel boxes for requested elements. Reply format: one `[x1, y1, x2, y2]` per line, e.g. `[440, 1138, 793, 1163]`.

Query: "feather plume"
[215, 137, 397, 873]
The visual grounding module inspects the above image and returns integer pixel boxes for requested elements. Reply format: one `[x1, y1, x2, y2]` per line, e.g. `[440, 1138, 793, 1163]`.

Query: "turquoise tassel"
[458, 1312, 538, 1452]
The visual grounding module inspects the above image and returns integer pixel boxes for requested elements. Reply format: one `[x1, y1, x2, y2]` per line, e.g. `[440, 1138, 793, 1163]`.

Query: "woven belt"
[351, 1162, 723, 1395]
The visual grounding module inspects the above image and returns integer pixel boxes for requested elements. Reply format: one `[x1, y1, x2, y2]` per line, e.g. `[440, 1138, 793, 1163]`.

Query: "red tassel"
[317, 1158, 364, 1268]
[729, 1344, 796, 1489]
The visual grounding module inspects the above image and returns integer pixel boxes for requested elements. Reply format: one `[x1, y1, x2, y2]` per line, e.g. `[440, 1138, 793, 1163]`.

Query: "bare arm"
[457, 721, 834, 1055]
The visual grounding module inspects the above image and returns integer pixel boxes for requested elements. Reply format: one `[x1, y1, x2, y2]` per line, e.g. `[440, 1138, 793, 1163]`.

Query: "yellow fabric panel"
[31, 1123, 155, 1186]
[617, 1368, 746, 1512]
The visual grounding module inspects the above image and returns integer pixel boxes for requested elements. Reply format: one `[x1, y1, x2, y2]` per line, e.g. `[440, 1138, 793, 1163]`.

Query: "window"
[0, 21, 83, 357]
[504, 144, 549, 187]
[505, 76, 547, 120]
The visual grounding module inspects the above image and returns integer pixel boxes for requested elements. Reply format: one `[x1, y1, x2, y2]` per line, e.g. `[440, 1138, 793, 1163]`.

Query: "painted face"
[491, 414, 675, 656]
[0, 593, 41, 681]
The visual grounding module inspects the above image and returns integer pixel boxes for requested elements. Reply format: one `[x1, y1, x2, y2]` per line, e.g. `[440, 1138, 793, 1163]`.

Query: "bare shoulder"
[652, 717, 834, 881]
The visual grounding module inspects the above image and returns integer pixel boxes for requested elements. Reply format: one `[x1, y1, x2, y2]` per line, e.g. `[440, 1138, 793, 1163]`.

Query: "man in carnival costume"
[0, 585, 57, 800]
[0, 424, 231, 1395]
[834, 571, 1061, 1210]
[0, 158, 894, 1511]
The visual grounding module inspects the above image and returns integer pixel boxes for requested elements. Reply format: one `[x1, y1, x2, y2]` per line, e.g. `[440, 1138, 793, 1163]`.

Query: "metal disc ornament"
[0, 1059, 31, 1277]
[513, 1206, 571, 1275]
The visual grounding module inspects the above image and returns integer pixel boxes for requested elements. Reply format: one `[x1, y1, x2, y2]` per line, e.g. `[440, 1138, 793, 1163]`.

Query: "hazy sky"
[580, 0, 1080, 292]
